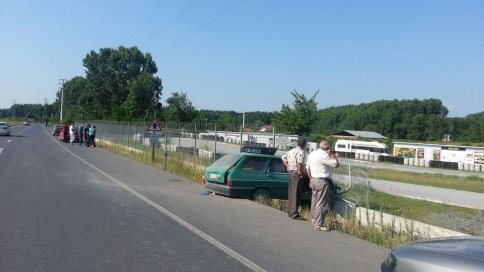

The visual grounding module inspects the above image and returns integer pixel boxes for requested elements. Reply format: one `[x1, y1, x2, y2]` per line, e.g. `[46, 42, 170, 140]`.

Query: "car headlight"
[384, 252, 397, 271]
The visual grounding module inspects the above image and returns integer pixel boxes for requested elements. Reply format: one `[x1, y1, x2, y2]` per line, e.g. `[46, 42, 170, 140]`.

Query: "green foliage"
[272, 90, 319, 136]
[450, 111, 484, 142]
[313, 98, 451, 140]
[78, 46, 162, 120]
[163, 92, 196, 122]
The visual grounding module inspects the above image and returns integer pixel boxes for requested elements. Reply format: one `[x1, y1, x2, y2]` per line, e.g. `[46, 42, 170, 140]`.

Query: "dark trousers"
[287, 172, 303, 218]
[89, 135, 96, 147]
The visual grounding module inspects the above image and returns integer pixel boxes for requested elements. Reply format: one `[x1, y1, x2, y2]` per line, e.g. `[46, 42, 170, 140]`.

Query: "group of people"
[61, 122, 96, 147]
[282, 137, 340, 232]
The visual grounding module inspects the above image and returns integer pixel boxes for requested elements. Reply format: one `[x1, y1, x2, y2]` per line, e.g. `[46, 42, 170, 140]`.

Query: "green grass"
[368, 168, 484, 193]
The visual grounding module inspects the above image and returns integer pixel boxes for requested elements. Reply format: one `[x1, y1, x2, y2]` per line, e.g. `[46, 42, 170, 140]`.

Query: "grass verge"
[98, 141, 483, 248]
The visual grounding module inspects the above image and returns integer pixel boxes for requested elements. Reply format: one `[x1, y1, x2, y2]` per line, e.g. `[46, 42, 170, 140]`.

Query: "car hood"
[394, 236, 484, 270]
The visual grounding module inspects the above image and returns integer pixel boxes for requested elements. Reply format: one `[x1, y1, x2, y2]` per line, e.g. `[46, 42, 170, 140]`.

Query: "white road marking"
[0, 148, 3, 155]
[7, 139, 11, 143]
[50, 133, 266, 272]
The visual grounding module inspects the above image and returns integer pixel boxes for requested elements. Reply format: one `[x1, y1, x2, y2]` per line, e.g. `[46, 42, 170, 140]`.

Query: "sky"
[1, 0, 483, 117]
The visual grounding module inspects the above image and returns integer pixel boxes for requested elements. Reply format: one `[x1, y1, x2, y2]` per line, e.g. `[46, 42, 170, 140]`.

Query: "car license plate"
[209, 173, 219, 179]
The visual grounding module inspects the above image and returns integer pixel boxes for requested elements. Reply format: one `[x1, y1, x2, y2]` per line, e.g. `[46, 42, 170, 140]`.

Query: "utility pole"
[58, 79, 66, 122]
[43, 98, 48, 118]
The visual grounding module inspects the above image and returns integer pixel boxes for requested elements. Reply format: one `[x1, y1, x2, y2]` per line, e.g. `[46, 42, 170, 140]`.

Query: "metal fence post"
[194, 123, 197, 157]
[164, 123, 168, 171]
[214, 123, 217, 162]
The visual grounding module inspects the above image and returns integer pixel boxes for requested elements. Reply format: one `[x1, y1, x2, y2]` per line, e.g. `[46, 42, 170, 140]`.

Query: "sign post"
[146, 117, 161, 164]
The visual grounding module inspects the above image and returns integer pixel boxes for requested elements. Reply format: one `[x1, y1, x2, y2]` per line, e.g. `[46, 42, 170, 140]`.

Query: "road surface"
[0, 124, 388, 272]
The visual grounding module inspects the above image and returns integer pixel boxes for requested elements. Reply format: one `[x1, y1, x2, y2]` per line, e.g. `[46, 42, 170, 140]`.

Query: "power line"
[167, 1, 287, 65]
[125, 1, 170, 45]
[140, 0, 202, 47]
[154, 0, 244, 58]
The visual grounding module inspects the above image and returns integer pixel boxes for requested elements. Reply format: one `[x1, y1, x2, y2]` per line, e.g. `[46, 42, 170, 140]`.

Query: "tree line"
[1, 46, 482, 144]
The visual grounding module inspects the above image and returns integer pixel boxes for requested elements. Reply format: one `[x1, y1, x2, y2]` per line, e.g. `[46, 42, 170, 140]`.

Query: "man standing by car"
[282, 137, 307, 220]
[306, 140, 340, 231]
[69, 123, 75, 145]
[88, 125, 96, 147]
[78, 123, 84, 146]
[62, 122, 68, 142]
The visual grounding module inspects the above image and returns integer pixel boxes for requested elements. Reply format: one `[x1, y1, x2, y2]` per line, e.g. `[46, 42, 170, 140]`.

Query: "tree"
[163, 91, 196, 122]
[78, 46, 162, 120]
[272, 90, 319, 136]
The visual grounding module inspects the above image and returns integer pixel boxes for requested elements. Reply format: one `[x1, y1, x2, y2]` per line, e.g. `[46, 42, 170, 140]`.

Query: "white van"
[334, 140, 390, 156]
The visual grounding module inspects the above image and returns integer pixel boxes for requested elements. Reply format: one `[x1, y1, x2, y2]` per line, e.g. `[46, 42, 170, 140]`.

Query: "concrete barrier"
[333, 200, 468, 239]
[424, 160, 430, 167]
[409, 158, 415, 166]
[464, 163, 470, 171]
[475, 164, 482, 172]
[418, 159, 425, 167]
[404, 158, 409, 166]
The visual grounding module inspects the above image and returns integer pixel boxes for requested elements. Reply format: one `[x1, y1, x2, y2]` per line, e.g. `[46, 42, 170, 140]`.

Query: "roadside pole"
[147, 117, 161, 165]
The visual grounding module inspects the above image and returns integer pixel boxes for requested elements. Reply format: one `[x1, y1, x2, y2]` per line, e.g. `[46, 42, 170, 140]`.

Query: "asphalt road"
[0, 124, 388, 272]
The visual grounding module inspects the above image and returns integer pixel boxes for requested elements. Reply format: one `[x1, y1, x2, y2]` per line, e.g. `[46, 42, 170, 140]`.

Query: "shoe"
[291, 215, 305, 220]
[314, 226, 330, 231]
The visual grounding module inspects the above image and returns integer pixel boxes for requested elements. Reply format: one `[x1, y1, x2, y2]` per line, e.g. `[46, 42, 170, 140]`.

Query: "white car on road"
[0, 122, 10, 136]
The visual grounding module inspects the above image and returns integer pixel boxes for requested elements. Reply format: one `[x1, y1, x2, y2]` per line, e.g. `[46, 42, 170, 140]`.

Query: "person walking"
[282, 137, 307, 220]
[62, 122, 68, 142]
[84, 124, 90, 147]
[88, 125, 96, 147]
[78, 123, 84, 146]
[306, 140, 340, 231]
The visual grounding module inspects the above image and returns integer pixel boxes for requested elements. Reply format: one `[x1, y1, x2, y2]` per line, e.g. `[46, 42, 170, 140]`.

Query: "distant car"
[381, 236, 484, 272]
[59, 127, 80, 142]
[202, 146, 311, 204]
[0, 122, 10, 136]
[51, 124, 63, 136]
[22, 121, 30, 126]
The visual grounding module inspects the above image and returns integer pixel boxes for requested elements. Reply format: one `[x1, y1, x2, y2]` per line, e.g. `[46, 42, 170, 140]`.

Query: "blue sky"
[1, 0, 483, 117]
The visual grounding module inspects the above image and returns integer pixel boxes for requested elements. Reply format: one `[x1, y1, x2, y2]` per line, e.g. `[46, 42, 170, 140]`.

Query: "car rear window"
[0, 122, 7, 126]
[211, 153, 243, 168]
[268, 158, 288, 173]
[240, 156, 269, 172]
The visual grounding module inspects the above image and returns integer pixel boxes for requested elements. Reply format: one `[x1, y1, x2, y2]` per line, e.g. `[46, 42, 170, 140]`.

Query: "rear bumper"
[205, 182, 253, 199]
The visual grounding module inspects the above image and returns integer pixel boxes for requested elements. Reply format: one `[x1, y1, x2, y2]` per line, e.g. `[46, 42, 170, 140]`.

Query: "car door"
[230, 155, 271, 192]
[265, 157, 289, 199]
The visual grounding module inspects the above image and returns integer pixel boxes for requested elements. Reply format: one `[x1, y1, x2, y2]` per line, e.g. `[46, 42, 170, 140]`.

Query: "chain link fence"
[79, 120, 483, 236]
[79, 120, 303, 163]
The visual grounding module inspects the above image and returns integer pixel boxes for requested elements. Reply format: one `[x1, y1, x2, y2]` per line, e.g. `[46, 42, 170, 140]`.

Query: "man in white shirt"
[306, 140, 340, 231]
[69, 123, 75, 145]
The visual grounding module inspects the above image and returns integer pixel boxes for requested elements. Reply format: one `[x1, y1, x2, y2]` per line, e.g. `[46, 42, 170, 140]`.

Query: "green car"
[203, 146, 311, 204]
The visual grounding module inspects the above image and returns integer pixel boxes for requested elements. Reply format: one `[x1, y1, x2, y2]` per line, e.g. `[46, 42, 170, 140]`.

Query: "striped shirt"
[282, 146, 306, 172]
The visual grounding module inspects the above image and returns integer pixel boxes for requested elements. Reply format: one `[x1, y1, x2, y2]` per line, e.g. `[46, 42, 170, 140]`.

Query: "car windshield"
[0, 122, 7, 126]
[211, 153, 243, 168]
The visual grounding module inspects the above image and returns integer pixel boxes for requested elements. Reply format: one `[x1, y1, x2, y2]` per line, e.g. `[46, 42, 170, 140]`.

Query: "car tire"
[252, 188, 271, 205]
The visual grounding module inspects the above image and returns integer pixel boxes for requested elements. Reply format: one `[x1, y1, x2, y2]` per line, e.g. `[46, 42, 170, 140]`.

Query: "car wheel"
[252, 188, 271, 205]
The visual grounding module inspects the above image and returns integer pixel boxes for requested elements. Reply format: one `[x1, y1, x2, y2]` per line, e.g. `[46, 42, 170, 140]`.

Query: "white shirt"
[69, 125, 74, 134]
[306, 148, 338, 178]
